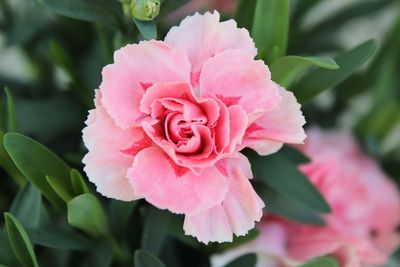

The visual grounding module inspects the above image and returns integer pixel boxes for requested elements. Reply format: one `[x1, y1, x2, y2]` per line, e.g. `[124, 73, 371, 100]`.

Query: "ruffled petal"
[244, 85, 306, 155]
[165, 11, 256, 73]
[82, 91, 146, 201]
[183, 154, 264, 243]
[199, 49, 280, 115]
[100, 40, 191, 129]
[127, 147, 228, 214]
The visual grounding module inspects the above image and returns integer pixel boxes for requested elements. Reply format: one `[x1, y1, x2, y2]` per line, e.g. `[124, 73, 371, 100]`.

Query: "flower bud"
[131, 0, 160, 21]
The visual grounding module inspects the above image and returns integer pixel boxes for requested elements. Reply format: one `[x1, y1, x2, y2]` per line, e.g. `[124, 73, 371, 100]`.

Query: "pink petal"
[82, 91, 146, 201]
[165, 11, 256, 73]
[140, 82, 196, 115]
[244, 84, 306, 155]
[199, 49, 280, 114]
[183, 154, 264, 243]
[100, 40, 191, 129]
[226, 105, 248, 154]
[127, 147, 228, 214]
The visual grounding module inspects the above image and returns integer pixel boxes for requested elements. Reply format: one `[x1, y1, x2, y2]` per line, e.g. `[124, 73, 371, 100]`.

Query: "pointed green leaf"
[246, 150, 331, 213]
[0, 229, 19, 267]
[4, 133, 72, 210]
[4, 213, 39, 267]
[28, 226, 90, 251]
[0, 130, 25, 187]
[4, 88, 16, 132]
[67, 193, 109, 238]
[46, 175, 74, 202]
[271, 56, 339, 88]
[278, 145, 310, 164]
[37, 0, 120, 27]
[71, 169, 90, 196]
[141, 207, 170, 256]
[226, 253, 257, 267]
[134, 18, 157, 40]
[294, 39, 377, 103]
[235, 0, 257, 29]
[109, 200, 137, 234]
[134, 250, 166, 267]
[10, 183, 41, 229]
[257, 184, 325, 225]
[252, 0, 290, 63]
[300, 256, 339, 267]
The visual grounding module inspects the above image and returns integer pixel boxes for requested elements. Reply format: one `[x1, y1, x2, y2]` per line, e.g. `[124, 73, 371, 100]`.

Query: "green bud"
[131, 0, 161, 21]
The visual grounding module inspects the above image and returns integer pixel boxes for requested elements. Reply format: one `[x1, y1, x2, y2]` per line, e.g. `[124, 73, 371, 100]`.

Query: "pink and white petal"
[82, 91, 145, 201]
[226, 105, 248, 154]
[199, 49, 280, 114]
[128, 147, 228, 215]
[165, 11, 256, 72]
[244, 85, 306, 156]
[140, 82, 196, 114]
[183, 155, 264, 243]
[211, 223, 299, 267]
[100, 40, 191, 129]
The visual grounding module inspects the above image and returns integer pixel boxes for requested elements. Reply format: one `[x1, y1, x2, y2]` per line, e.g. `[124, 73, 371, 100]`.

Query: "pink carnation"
[165, 0, 237, 25]
[212, 129, 400, 265]
[82, 11, 306, 243]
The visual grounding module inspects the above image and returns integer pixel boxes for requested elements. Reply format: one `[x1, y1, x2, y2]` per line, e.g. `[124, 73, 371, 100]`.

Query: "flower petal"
[165, 11, 256, 73]
[128, 147, 228, 214]
[82, 91, 146, 201]
[199, 49, 280, 115]
[244, 85, 306, 155]
[100, 40, 191, 129]
[183, 154, 264, 243]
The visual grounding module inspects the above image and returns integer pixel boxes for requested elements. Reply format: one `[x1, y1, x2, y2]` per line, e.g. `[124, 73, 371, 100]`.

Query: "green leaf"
[134, 18, 157, 40]
[293, 39, 377, 103]
[246, 150, 331, 213]
[4, 88, 16, 132]
[300, 256, 339, 267]
[167, 215, 200, 249]
[28, 226, 90, 251]
[9, 183, 41, 229]
[108, 200, 137, 235]
[0, 229, 19, 267]
[85, 241, 113, 267]
[67, 193, 109, 238]
[278, 145, 310, 164]
[226, 253, 256, 267]
[46, 175, 74, 202]
[134, 250, 166, 267]
[235, 0, 257, 30]
[252, 0, 290, 63]
[37, 0, 120, 27]
[0, 130, 25, 187]
[70, 169, 90, 196]
[4, 213, 39, 267]
[258, 184, 325, 225]
[4, 133, 72, 209]
[271, 56, 339, 88]
[141, 207, 170, 256]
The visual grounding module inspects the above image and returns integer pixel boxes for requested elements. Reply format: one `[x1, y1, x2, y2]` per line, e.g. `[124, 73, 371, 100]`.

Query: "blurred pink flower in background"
[82, 11, 305, 243]
[165, 0, 237, 25]
[212, 129, 400, 266]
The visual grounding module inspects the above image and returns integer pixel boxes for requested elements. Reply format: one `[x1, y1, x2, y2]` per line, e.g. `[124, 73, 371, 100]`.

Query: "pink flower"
[82, 11, 306, 243]
[165, 0, 237, 25]
[212, 129, 400, 265]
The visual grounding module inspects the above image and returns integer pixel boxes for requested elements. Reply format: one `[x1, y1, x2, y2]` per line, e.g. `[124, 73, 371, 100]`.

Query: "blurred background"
[0, 0, 400, 266]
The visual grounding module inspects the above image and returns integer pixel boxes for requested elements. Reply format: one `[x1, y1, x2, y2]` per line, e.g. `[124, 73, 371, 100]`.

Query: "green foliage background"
[0, 0, 400, 266]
